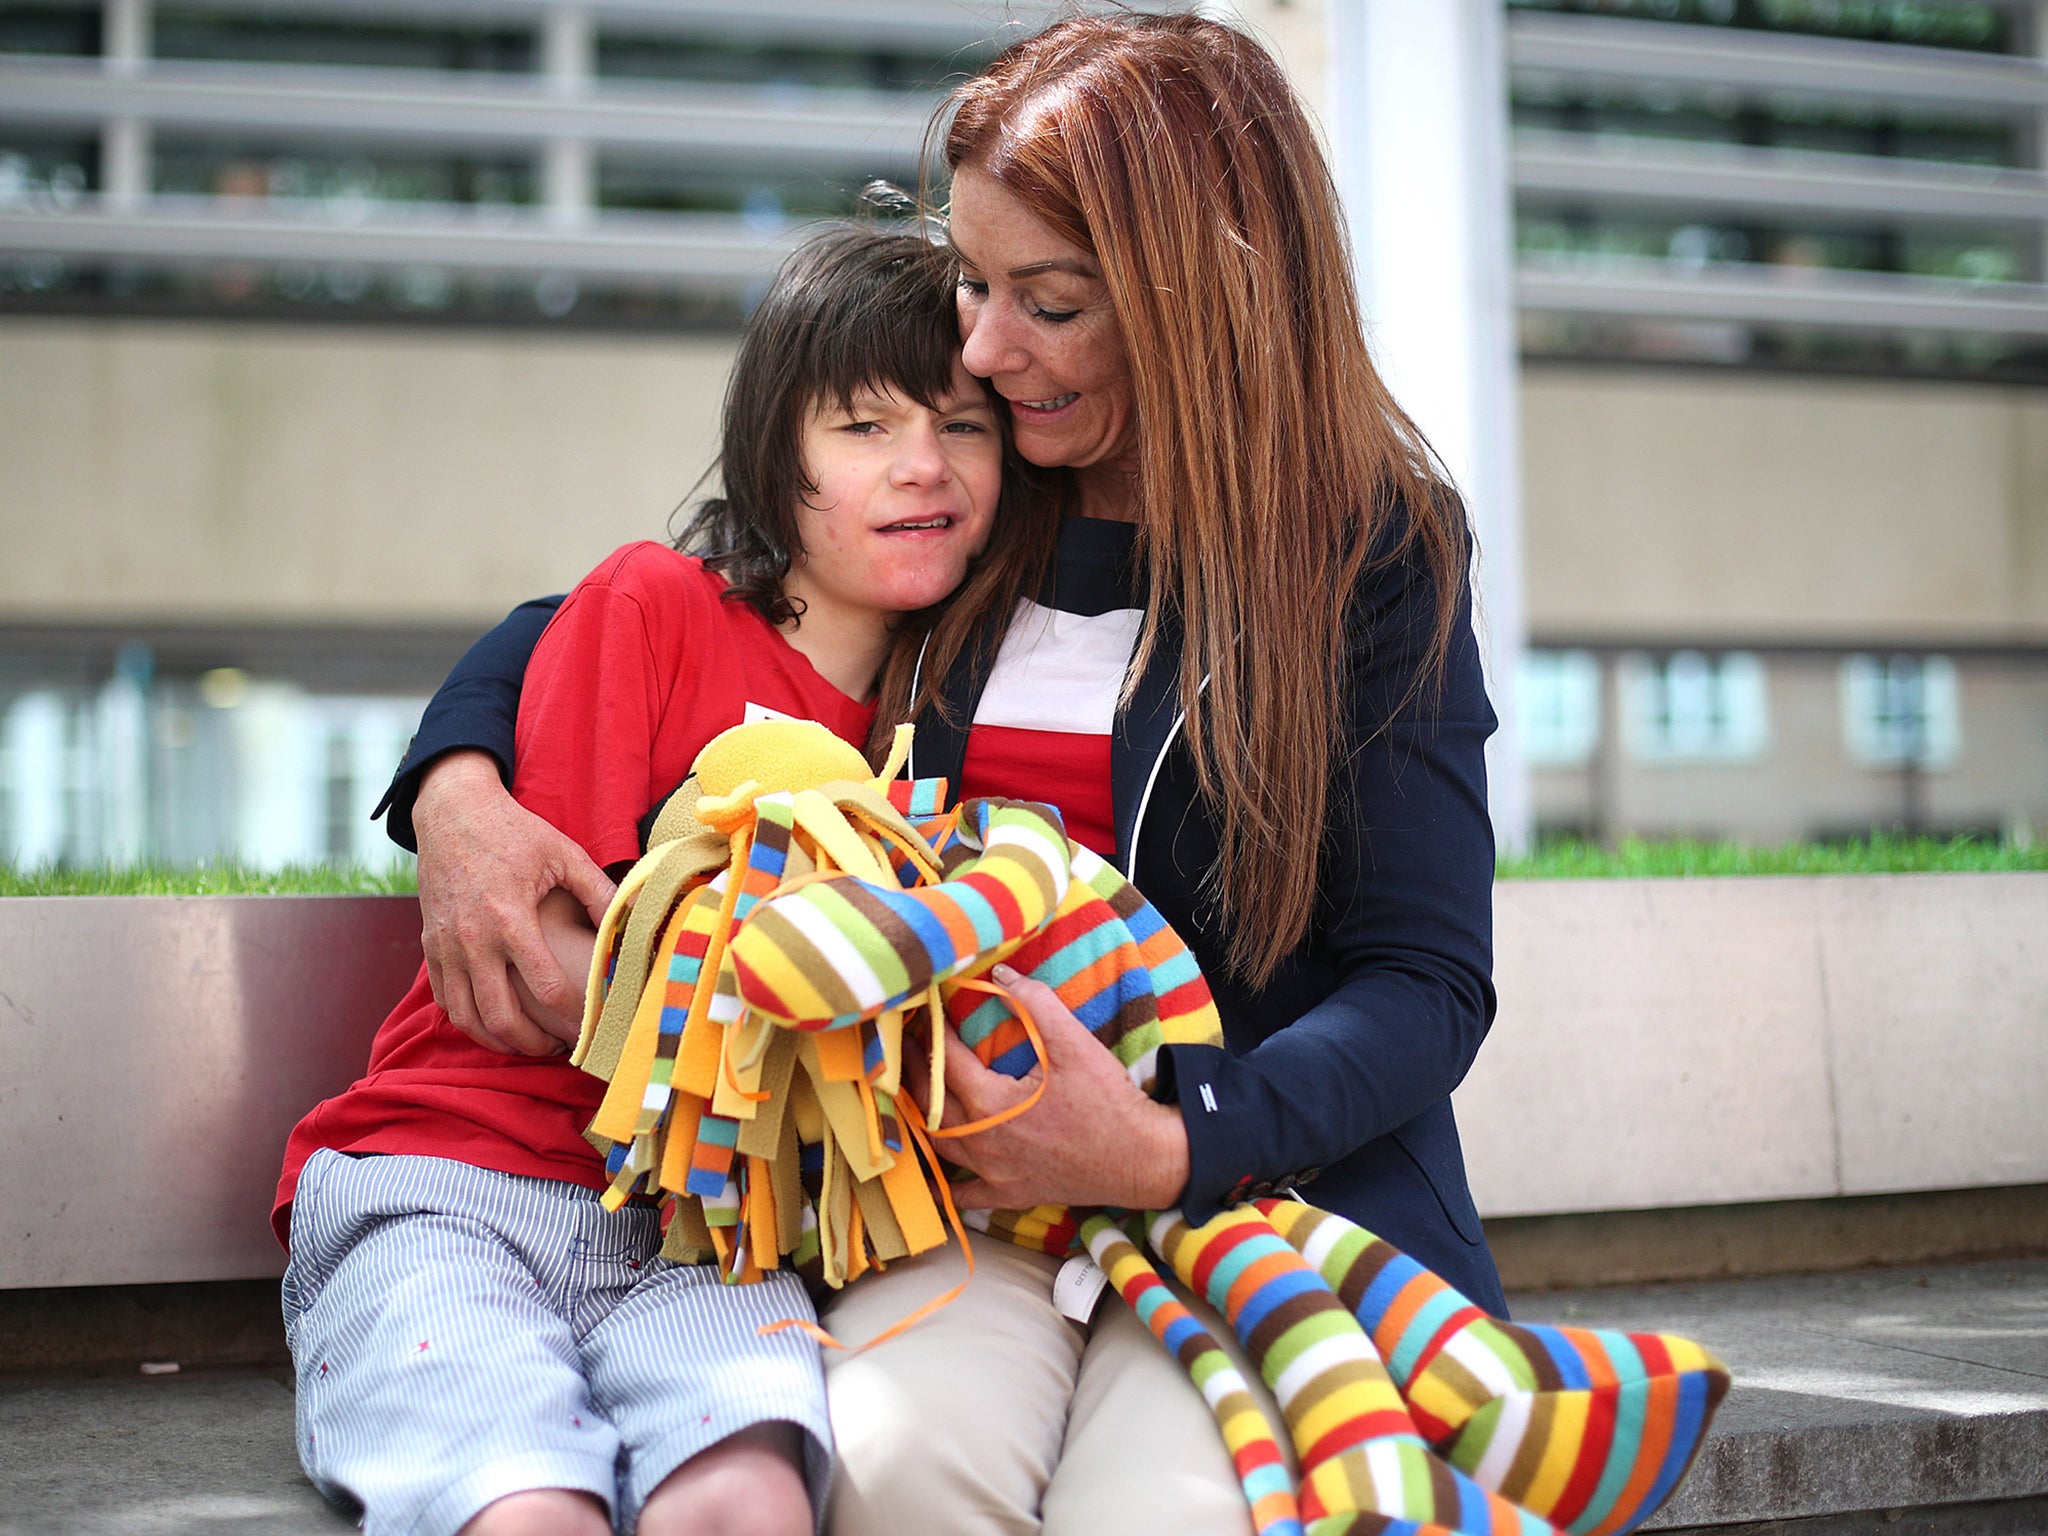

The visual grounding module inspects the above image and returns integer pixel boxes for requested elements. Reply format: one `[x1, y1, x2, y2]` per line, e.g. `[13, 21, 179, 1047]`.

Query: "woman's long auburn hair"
[939, 12, 1471, 986]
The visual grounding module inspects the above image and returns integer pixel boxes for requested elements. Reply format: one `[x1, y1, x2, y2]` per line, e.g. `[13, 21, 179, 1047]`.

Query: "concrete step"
[2, 1256, 2044, 1535]
[1511, 1257, 2048, 1533]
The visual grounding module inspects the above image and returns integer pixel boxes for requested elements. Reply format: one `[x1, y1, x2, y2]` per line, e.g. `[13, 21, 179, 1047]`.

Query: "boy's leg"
[283, 1151, 623, 1536]
[818, 1233, 1082, 1536]
[583, 1258, 830, 1535]
[459, 1490, 610, 1536]
[635, 1423, 810, 1536]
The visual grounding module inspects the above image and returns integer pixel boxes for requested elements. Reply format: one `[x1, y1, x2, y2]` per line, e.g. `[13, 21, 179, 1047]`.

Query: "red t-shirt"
[273, 543, 876, 1243]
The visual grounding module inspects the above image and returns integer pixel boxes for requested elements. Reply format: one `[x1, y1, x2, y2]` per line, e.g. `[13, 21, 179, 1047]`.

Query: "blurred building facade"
[1, 0, 2044, 866]
[1505, 0, 2048, 844]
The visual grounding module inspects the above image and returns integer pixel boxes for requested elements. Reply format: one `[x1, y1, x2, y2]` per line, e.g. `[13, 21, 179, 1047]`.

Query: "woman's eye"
[1032, 306, 1080, 324]
[956, 276, 989, 300]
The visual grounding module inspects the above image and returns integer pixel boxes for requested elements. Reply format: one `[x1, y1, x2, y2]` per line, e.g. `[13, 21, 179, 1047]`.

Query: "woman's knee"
[827, 1359, 1061, 1536]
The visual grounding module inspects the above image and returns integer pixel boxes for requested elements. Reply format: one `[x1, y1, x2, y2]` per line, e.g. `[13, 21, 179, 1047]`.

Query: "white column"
[540, 6, 595, 228]
[4, 692, 68, 869]
[96, 672, 150, 865]
[101, 0, 152, 210]
[228, 683, 320, 870]
[2034, 2, 2048, 283]
[1326, 0, 1531, 853]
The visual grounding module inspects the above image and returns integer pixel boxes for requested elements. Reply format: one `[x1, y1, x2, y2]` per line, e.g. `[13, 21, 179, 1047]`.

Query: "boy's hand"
[412, 751, 616, 1055]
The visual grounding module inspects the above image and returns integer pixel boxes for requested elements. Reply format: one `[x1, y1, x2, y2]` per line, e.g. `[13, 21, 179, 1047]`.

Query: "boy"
[275, 225, 1035, 1536]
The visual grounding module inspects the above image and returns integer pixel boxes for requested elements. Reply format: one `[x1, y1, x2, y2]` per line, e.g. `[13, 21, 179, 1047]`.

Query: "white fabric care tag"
[1053, 1254, 1110, 1324]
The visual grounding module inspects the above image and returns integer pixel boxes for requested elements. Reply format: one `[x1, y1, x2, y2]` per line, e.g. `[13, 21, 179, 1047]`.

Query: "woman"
[386, 14, 1502, 1534]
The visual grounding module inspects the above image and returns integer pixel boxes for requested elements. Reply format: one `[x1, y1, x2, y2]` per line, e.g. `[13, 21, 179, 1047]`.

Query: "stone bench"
[4, 882, 2047, 1532]
[6, 876, 2046, 1289]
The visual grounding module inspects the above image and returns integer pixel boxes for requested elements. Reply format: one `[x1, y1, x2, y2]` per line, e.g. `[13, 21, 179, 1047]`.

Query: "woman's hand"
[909, 964, 1191, 1212]
[412, 750, 617, 1056]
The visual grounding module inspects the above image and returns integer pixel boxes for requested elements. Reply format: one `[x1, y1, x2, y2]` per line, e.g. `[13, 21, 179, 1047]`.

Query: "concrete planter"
[1460, 873, 2048, 1219]
[0, 895, 421, 1289]
[3, 874, 2044, 1289]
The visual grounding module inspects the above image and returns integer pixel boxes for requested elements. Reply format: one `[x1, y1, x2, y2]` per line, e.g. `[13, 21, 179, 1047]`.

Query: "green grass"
[3, 834, 2043, 893]
[0, 861, 419, 896]
[1499, 833, 2048, 879]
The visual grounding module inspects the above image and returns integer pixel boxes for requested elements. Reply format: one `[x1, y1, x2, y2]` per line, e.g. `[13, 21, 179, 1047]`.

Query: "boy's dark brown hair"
[678, 220, 1055, 760]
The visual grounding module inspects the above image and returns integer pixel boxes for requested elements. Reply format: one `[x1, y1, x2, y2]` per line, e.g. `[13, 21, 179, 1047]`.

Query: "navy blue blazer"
[902, 524, 1506, 1313]
[377, 539, 1508, 1315]
[374, 597, 561, 851]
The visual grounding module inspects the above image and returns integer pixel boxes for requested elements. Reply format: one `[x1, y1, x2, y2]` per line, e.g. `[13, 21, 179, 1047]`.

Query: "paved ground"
[0, 1369, 351, 1536]
[3, 1257, 2045, 1535]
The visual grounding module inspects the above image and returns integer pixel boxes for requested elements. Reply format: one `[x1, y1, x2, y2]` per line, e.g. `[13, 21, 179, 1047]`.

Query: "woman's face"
[949, 166, 1137, 482]
[784, 357, 1002, 633]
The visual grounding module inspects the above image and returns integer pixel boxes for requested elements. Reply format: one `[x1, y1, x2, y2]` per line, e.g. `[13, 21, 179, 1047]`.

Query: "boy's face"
[786, 358, 1002, 634]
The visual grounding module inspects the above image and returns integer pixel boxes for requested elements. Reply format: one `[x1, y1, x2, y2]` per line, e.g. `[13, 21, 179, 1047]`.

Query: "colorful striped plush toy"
[574, 719, 1730, 1536]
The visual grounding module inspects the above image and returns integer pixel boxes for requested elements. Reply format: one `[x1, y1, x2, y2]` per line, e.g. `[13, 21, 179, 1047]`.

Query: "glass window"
[1505, 0, 2010, 54]
[0, 5, 101, 57]
[0, 141, 97, 206]
[1, 667, 424, 873]
[1841, 653, 1960, 768]
[1519, 648, 1603, 766]
[153, 10, 534, 72]
[596, 35, 962, 93]
[1624, 650, 1769, 761]
[151, 143, 537, 208]
[595, 162, 851, 222]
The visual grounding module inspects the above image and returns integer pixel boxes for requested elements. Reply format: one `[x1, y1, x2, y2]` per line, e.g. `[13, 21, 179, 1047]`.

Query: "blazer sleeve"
[1159, 540, 1499, 1225]
[373, 595, 564, 851]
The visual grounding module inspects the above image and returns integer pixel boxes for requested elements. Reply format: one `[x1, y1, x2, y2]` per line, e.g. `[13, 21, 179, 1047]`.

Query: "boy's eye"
[942, 419, 988, 434]
[839, 420, 881, 435]
[957, 276, 989, 300]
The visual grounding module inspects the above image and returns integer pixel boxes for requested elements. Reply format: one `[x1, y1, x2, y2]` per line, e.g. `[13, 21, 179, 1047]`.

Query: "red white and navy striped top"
[957, 517, 1142, 861]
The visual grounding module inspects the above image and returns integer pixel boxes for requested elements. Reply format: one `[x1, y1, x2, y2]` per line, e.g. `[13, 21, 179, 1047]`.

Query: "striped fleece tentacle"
[1150, 1209, 1561, 1536]
[1258, 1200, 1730, 1536]
[728, 800, 1070, 1032]
[1079, 1213, 1305, 1536]
[952, 827, 1224, 1253]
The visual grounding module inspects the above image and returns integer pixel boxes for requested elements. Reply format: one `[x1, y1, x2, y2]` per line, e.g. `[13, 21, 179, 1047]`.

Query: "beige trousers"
[819, 1231, 1295, 1536]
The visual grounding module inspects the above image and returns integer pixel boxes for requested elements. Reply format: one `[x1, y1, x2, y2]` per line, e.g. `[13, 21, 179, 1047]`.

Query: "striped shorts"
[282, 1149, 832, 1536]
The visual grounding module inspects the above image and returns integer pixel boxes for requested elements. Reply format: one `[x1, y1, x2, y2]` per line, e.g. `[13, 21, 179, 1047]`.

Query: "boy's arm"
[508, 886, 604, 1049]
